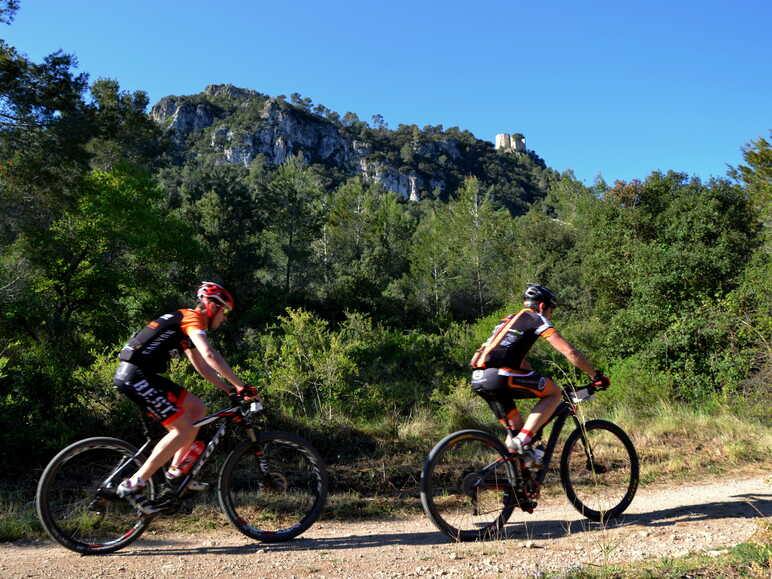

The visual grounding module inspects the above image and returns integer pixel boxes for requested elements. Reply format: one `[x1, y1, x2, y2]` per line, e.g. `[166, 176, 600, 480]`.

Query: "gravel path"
[3, 475, 769, 578]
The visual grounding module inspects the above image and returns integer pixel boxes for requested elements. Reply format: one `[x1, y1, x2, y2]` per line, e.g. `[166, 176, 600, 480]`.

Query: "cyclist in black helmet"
[470, 283, 610, 462]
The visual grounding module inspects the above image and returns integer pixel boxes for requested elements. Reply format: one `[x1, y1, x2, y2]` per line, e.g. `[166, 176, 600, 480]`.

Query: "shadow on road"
[499, 490, 772, 541]
[110, 490, 770, 556]
[113, 528, 447, 557]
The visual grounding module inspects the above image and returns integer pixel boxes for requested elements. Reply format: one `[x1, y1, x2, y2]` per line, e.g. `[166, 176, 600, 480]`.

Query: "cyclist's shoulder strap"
[469, 311, 523, 369]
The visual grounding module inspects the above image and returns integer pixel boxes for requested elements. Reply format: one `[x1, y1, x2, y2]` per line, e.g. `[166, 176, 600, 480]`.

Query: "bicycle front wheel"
[420, 430, 517, 542]
[218, 432, 328, 542]
[36, 437, 155, 554]
[560, 419, 639, 522]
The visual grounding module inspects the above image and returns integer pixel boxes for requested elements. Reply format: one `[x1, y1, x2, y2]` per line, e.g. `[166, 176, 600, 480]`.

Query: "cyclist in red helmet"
[470, 283, 609, 464]
[113, 282, 258, 513]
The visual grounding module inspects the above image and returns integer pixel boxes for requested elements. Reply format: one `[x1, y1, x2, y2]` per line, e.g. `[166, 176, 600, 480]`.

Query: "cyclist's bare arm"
[186, 333, 246, 393]
[545, 331, 598, 378]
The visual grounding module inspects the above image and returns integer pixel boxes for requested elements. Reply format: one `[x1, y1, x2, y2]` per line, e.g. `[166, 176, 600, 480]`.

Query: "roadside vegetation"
[557, 520, 771, 578]
[0, 0, 770, 555]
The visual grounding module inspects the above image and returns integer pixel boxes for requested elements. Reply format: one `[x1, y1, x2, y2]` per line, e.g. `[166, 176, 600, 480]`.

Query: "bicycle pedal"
[88, 497, 110, 513]
[124, 493, 162, 515]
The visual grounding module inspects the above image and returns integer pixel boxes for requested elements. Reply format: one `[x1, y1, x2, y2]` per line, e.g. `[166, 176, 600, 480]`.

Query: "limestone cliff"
[151, 84, 550, 207]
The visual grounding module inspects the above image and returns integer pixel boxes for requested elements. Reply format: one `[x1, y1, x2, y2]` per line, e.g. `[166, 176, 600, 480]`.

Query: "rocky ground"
[2, 475, 769, 578]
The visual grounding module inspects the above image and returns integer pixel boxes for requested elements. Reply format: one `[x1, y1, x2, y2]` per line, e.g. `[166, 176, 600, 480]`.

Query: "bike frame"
[478, 384, 601, 489]
[166, 402, 253, 496]
[530, 391, 583, 485]
[99, 398, 259, 504]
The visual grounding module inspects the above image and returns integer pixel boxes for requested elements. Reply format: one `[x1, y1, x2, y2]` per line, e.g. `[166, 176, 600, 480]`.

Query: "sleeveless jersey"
[470, 308, 556, 370]
[118, 309, 207, 374]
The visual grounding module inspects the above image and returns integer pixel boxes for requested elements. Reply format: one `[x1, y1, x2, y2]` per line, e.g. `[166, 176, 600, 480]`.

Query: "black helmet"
[523, 283, 557, 308]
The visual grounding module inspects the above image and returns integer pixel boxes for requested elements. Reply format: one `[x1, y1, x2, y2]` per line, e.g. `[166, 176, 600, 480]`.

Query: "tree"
[444, 176, 515, 318]
[342, 111, 359, 126]
[158, 160, 275, 315]
[86, 78, 167, 172]
[728, 132, 771, 238]
[265, 155, 325, 296]
[0, 42, 92, 218]
[371, 114, 387, 130]
[576, 171, 761, 361]
[2, 167, 200, 346]
[0, 0, 19, 24]
[312, 178, 415, 318]
[401, 203, 456, 324]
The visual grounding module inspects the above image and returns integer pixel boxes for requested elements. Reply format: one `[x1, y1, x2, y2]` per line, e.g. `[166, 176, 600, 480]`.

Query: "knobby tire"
[420, 429, 517, 542]
[218, 431, 328, 542]
[36, 437, 154, 555]
[560, 419, 639, 522]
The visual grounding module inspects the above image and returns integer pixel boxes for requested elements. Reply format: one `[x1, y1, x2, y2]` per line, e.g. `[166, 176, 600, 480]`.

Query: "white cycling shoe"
[117, 477, 162, 515]
[505, 436, 542, 467]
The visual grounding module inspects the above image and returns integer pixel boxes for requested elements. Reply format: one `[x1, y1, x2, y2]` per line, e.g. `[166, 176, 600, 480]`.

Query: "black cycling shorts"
[113, 361, 187, 426]
[471, 367, 549, 421]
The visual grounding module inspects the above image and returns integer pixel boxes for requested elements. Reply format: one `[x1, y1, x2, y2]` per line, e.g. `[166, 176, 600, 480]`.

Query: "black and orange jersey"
[118, 309, 207, 374]
[470, 308, 556, 371]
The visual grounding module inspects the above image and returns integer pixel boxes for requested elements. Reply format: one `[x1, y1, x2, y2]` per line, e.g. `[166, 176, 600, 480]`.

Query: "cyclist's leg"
[500, 408, 525, 452]
[472, 368, 522, 449]
[523, 377, 560, 430]
[168, 393, 206, 471]
[135, 392, 205, 481]
[504, 371, 561, 445]
[114, 367, 204, 483]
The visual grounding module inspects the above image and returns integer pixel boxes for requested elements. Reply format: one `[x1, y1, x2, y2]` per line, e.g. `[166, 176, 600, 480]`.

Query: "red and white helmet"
[196, 281, 235, 318]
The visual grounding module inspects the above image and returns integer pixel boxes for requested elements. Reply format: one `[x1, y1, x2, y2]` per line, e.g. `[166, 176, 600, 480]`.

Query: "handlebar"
[227, 391, 264, 413]
[564, 381, 608, 404]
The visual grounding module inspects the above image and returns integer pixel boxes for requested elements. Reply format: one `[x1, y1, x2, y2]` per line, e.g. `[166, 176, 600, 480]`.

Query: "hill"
[150, 84, 558, 213]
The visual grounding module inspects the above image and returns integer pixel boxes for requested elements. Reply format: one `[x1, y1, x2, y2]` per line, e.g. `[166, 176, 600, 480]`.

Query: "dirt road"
[3, 475, 769, 578]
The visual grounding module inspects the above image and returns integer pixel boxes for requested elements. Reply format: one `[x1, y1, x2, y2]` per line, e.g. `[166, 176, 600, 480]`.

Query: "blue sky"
[4, 0, 770, 185]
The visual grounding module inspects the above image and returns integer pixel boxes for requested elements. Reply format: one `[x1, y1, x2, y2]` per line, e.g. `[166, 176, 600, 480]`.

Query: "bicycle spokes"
[421, 431, 517, 541]
[218, 434, 328, 542]
[561, 420, 639, 522]
[36, 438, 153, 554]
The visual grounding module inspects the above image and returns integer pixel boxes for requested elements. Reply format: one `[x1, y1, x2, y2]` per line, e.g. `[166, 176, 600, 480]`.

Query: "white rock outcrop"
[151, 85, 470, 200]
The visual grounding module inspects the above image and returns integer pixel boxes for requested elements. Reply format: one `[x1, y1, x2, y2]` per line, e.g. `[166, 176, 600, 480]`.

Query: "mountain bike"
[420, 382, 639, 541]
[36, 394, 328, 555]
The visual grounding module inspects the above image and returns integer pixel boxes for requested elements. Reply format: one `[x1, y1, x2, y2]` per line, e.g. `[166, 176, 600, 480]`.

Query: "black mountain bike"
[36, 395, 328, 555]
[420, 383, 639, 541]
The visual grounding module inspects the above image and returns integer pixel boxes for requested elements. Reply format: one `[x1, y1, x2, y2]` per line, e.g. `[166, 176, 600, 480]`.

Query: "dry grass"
[5, 398, 771, 543]
[606, 401, 772, 484]
[560, 519, 772, 578]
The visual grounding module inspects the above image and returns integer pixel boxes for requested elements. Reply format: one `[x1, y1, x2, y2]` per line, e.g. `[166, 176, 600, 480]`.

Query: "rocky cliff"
[151, 84, 551, 206]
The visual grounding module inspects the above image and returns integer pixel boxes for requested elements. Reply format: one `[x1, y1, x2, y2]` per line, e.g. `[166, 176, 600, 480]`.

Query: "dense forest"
[1, 1, 769, 477]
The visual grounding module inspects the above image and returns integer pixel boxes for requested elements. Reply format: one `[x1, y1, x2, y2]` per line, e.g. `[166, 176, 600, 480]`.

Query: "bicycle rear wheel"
[420, 430, 517, 542]
[36, 437, 155, 554]
[218, 432, 328, 542]
[560, 419, 639, 522]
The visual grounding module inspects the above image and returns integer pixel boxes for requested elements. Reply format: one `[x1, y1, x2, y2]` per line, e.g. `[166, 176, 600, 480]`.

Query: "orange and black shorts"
[471, 367, 549, 421]
[113, 361, 187, 426]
